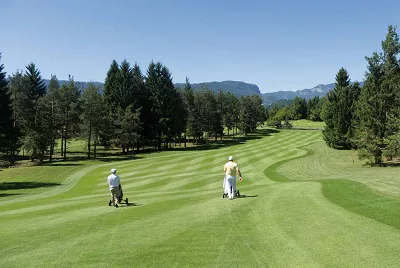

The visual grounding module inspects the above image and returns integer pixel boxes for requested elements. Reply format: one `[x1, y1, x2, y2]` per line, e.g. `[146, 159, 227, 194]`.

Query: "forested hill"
[43, 79, 104, 91]
[42, 79, 362, 105]
[174, 80, 261, 96]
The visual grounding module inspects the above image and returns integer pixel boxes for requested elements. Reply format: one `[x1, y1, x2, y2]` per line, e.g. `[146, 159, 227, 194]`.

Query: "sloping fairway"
[1, 129, 400, 267]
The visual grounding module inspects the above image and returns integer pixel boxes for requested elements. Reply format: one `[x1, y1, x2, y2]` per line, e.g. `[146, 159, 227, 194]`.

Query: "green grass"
[1, 129, 400, 267]
[289, 119, 325, 129]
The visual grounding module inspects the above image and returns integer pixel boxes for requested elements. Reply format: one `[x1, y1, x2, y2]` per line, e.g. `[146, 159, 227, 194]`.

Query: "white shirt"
[107, 173, 120, 189]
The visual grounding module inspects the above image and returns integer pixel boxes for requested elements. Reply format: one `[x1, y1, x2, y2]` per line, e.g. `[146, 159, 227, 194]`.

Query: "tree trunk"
[63, 128, 67, 160]
[87, 123, 92, 159]
[60, 129, 64, 157]
[94, 132, 97, 159]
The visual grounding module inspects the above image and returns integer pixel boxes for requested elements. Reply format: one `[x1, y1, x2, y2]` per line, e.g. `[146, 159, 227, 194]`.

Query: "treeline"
[266, 96, 326, 128]
[0, 58, 267, 164]
[323, 25, 400, 166]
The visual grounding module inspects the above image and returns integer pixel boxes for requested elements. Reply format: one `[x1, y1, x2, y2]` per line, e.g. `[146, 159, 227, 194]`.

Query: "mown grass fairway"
[1, 129, 400, 267]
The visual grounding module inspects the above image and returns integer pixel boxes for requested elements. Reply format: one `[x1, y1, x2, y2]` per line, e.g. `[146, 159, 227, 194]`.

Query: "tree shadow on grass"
[168, 128, 280, 152]
[0, 193, 21, 198]
[0, 182, 61, 191]
[45, 162, 83, 166]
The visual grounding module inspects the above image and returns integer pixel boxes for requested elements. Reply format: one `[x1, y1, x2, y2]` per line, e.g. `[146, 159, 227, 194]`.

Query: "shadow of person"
[126, 202, 142, 207]
[237, 194, 258, 198]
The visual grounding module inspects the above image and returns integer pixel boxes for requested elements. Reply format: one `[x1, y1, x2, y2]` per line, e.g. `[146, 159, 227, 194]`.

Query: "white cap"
[228, 156, 233, 161]
[111, 168, 117, 174]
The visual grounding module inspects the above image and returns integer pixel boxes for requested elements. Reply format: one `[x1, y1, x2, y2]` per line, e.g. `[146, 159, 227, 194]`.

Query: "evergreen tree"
[111, 105, 141, 154]
[22, 63, 48, 161]
[104, 60, 120, 111]
[145, 62, 178, 149]
[7, 71, 25, 160]
[46, 75, 62, 161]
[239, 95, 264, 134]
[307, 96, 325, 121]
[81, 83, 106, 159]
[118, 59, 134, 110]
[182, 78, 202, 143]
[356, 25, 400, 165]
[131, 63, 150, 149]
[59, 76, 81, 160]
[180, 78, 192, 146]
[0, 54, 14, 158]
[289, 97, 307, 120]
[323, 67, 359, 149]
[221, 92, 238, 136]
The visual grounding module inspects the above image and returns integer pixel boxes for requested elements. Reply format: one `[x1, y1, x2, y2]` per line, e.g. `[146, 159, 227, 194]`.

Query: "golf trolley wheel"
[125, 198, 128, 204]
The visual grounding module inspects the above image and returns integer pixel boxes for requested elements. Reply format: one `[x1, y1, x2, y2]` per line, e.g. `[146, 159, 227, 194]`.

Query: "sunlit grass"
[1, 128, 400, 267]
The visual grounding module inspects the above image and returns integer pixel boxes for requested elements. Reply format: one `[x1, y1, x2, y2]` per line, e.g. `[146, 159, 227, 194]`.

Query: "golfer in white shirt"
[107, 168, 121, 208]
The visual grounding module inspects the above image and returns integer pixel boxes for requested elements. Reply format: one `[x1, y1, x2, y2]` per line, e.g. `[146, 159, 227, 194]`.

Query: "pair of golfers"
[224, 156, 243, 200]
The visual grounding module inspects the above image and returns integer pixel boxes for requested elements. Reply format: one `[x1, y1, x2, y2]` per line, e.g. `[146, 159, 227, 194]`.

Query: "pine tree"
[46, 75, 61, 161]
[182, 78, 201, 143]
[59, 76, 81, 160]
[22, 63, 48, 161]
[223, 92, 239, 136]
[104, 60, 120, 111]
[0, 53, 14, 158]
[323, 67, 360, 149]
[118, 59, 134, 110]
[81, 83, 106, 159]
[131, 63, 150, 149]
[145, 62, 178, 149]
[356, 25, 400, 165]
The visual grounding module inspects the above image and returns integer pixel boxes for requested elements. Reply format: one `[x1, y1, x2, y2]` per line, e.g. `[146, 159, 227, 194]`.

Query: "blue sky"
[1, 0, 400, 93]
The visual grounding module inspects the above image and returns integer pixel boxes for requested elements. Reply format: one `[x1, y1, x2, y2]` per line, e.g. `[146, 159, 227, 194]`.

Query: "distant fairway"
[1, 128, 400, 267]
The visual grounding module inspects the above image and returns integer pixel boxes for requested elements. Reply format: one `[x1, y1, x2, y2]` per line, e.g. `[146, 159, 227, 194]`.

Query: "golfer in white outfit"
[107, 168, 121, 208]
[224, 156, 243, 200]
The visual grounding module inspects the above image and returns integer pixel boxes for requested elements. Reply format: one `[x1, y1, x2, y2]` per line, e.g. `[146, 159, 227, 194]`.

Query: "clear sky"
[1, 0, 400, 93]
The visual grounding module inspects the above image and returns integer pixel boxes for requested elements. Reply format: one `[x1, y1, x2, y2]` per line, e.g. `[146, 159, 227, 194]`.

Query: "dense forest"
[0, 58, 268, 164]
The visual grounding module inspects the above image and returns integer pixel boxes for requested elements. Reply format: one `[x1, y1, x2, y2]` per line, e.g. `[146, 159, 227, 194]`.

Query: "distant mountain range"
[174, 80, 260, 97]
[42, 79, 363, 106]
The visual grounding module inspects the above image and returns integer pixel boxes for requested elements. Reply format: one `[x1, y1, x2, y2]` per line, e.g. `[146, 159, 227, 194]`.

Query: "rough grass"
[1, 128, 400, 267]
